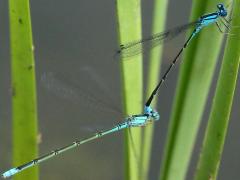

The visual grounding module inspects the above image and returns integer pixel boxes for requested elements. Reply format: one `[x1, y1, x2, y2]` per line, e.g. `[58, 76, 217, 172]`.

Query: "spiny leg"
[216, 22, 224, 33]
[222, 17, 240, 28]
[215, 22, 233, 35]
[222, 17, 231, 24]
[220, 18, 231, 29]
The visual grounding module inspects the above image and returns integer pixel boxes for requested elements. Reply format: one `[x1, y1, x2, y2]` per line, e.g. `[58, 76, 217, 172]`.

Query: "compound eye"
[217, 3, 223, 9]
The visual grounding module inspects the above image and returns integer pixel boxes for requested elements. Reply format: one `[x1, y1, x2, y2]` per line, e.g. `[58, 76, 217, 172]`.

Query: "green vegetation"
[142, 0, 168, 180]
[195, 0, 240, 179]
[159, 0, 228, 180]
[116, 0, 143, 179]
[5, 0, 238, 179]
[9, 0, 39, 179]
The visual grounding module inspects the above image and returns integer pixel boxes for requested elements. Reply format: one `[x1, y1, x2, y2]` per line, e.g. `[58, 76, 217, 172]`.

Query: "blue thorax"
[144, 106, 160, 121]
[193, 3, 228, 35]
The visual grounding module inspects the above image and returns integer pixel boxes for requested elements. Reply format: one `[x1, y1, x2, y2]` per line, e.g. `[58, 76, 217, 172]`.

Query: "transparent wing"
[116, 21, 197, 58]
[41, 70, 121, 115]
[40, 68, 123, 132]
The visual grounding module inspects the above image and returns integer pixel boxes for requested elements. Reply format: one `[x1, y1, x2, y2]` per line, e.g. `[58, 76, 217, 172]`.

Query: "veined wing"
[40, 70, 121, 115]
[117, 21, 197, 58]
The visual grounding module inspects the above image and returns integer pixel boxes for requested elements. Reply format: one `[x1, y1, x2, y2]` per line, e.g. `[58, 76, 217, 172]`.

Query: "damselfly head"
[217, 3, 227, 17]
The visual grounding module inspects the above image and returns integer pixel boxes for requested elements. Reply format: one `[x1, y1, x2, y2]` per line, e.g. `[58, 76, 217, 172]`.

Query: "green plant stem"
[141, 0, 168, 180]
[115, 0, 143, 180]
[9, 0, 38, 180]
[194, 0, 240, 179]
[159, 1, 227, 180]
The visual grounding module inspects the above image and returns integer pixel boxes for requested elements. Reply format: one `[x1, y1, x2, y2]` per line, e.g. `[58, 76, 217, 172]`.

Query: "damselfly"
[145, 3, 232, 107]
[1, 70, 159, 178]
[117, 3, 230, 58]
[118, 3, 230, 107]
[1, 3, 231, 179]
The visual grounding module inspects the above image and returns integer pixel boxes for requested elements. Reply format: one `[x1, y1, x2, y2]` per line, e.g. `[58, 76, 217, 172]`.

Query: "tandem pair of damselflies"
[2, 3, 231, 178]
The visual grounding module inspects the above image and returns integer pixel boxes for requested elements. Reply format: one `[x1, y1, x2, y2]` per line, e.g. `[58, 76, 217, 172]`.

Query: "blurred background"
[0, 0, 239, 179]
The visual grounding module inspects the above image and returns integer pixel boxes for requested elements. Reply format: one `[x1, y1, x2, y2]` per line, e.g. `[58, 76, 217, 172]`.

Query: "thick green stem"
[9, 0, 39, 180]
[194, 0, 240, 179]
[115, 0, 143, 180]
[141, 0, 168, 180]
[160, 1, 227, 180]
